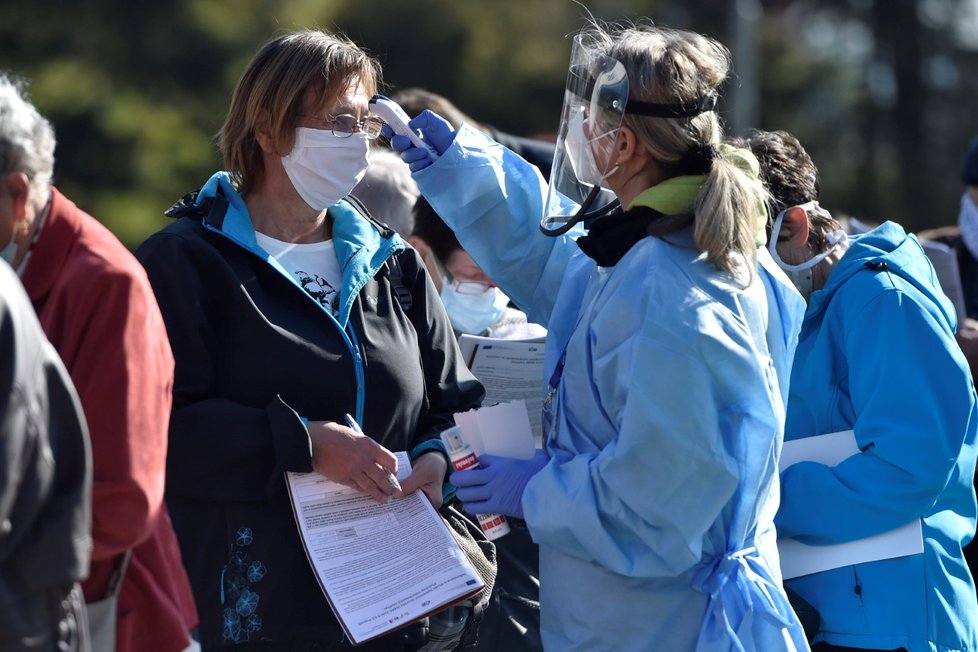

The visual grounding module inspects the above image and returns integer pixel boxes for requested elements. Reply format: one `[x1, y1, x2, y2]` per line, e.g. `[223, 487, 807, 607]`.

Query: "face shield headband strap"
[626, 92, 718, 119]
[540, 186, 620, 237]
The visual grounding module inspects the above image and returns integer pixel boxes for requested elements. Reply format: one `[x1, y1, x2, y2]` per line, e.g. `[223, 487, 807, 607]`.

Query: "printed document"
[458, 333, 546, 444]
[777, 429, 924, 580]
[285, 452, 484, 644]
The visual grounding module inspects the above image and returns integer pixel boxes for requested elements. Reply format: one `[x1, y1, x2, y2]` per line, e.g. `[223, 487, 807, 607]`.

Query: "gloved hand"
[385, 110, 457, 172]
[451, 449, 549, 519]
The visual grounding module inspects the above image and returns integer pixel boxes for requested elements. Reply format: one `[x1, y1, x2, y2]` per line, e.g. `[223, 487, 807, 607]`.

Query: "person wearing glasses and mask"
[409, 195, 546, 652]
[747, 129, 978, 652]
[0, 73, 198, 652]
[410, 196, 546, 341]
[136, 30, 484, 651]
[390, 21, 809, 652]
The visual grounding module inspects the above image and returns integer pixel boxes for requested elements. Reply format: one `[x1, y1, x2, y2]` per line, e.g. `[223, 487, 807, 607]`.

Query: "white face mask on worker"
[282, 128, 371, 211]
[564, 109, 618, 188]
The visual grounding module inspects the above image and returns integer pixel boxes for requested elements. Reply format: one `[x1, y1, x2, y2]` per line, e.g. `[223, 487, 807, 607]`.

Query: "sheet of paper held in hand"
[777, 429, 924, 580]
[458, 333, 546, 446]
[453, 400, 537, 460]
[285, 452, 484, 645]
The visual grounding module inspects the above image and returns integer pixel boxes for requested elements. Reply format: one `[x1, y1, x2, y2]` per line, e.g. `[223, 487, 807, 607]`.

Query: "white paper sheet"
[285, 452, 484, 644]
[458, 334, 546, 444]
[453, 400, 537, 459]
[778, 430, 924, 580]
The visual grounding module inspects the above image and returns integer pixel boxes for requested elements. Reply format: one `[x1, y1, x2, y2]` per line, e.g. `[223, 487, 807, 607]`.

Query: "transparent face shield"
[541, 35, 628, 236]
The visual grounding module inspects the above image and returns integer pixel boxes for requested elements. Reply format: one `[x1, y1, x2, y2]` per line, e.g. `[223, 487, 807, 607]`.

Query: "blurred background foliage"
[1, 0, 977, 247]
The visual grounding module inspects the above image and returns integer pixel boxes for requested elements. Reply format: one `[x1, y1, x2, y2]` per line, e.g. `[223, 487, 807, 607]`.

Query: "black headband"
[626, 92, 718, 118]
[566, 63, 718, 118]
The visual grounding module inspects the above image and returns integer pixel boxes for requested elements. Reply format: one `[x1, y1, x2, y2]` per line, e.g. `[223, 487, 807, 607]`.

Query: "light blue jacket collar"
[195, 172, 405, 327]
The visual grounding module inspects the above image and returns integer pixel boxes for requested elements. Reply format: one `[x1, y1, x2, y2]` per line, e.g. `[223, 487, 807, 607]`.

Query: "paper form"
[286, 452, 484, 644]
[458, 334, 546, 445]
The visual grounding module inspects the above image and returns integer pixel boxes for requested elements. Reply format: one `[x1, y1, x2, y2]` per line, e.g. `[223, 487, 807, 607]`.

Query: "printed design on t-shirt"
[296, 270, 338, 314]
[221, 526, 266, 644]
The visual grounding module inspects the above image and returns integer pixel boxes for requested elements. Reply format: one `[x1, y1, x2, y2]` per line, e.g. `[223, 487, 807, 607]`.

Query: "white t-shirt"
[255, 232, 342, 315]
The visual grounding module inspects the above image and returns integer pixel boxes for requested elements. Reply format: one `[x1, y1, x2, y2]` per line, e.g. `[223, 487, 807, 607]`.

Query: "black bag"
[415, 500, 497, 651]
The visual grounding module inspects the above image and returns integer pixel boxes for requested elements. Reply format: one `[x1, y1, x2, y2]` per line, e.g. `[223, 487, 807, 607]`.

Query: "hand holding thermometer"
[369, 94, 440, 160]
[343, 413, 402, 495]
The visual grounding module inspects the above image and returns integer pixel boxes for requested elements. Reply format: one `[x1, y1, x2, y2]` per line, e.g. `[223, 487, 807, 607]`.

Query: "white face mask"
[282, 128, 371, 211]
[768, 201, 848, 300]
[564, 109, 619, 188]
[958, 191, 978, 260]
[440, 281, 509, 335]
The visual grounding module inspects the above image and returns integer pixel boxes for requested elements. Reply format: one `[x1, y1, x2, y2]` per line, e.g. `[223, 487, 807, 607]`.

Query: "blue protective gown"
[414, 126, 810, 651]
[776, 222, 978, 652]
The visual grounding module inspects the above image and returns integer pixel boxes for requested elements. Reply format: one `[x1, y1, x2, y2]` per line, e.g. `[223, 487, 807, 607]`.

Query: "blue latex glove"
[385, 110, 457, 172]
[451, 449, 549, 519]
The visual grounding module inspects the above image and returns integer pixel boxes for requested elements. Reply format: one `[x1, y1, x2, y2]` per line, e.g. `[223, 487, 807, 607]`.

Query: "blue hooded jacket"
[776, 221, 978, 652]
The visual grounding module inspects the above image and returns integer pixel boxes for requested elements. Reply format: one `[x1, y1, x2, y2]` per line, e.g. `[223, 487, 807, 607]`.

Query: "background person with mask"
[749, 129, 978, 652]
[410, 196, 546, 341]
[953, 136, 978, 321]
[410, 194, 545, 652]
[136, 30, 484, 651]
[352, 147, 420, 238]
[391, 21, 809, 651]
[0, 71, 199, 652]
[957, 134, 978, 584]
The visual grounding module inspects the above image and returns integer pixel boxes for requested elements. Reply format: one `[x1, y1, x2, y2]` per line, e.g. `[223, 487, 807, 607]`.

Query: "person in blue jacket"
[390, 21, 810, 652]
[135, 30, 484, 650]
[749, 129, 978, 652]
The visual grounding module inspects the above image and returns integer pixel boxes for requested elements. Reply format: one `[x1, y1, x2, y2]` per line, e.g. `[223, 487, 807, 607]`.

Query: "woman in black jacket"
[136, 30, 483, 651]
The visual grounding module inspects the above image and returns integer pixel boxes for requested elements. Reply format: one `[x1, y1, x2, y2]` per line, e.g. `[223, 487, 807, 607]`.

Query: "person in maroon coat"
[0, 71, 199, 652]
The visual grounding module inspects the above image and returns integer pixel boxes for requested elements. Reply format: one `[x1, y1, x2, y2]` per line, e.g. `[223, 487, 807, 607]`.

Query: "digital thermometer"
[369, 94, 439, 159]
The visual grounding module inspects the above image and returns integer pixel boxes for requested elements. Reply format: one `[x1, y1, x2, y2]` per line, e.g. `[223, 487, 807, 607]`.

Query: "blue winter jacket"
[415, 125, 810, 652]
[776, 222, 978, 652]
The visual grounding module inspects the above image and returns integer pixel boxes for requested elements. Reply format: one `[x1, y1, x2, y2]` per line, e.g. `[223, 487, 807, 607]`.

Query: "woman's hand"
[396, 451, 448, 509]
[308, 420, 399, 503]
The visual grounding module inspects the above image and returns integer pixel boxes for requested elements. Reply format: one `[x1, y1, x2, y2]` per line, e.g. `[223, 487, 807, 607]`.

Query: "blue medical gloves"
[385, 110, 457, 172]
[451, 449, 549, 519]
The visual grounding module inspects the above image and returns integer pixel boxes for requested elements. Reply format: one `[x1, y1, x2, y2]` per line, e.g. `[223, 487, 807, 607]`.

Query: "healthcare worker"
[749, 129, 978, 652]
[390, 22, 810, 652]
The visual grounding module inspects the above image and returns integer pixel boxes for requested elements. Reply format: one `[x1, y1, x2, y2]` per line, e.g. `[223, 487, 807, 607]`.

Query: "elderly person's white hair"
[352, 148, 419, 238]
[0, 73, 55, 204]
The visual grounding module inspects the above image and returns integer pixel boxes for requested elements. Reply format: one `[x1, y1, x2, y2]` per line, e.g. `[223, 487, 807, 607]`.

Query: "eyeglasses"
[432, 255, 492, 295]
[450, 279, 493, 295]
[299, 113, 385, 139]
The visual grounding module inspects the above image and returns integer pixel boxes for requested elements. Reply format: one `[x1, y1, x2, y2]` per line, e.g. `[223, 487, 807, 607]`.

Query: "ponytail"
[694, 144, 768, 278]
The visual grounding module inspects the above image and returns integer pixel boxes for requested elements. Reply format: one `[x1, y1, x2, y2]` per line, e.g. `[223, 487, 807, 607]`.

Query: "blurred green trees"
[1, 0, 976, 247]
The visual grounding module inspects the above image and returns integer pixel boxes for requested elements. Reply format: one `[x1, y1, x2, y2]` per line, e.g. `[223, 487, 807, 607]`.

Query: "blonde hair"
[219, 30, 380, 196]
[582, 22, 766, 276]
